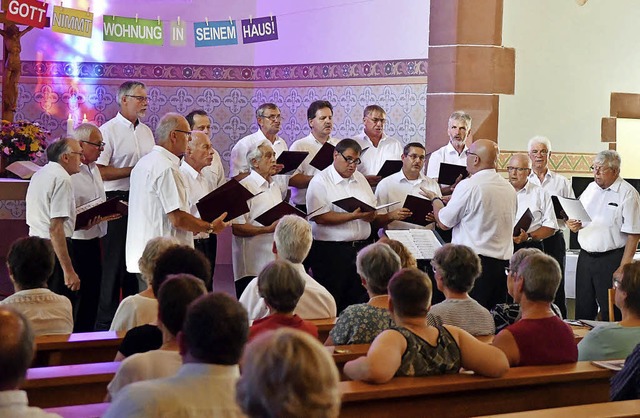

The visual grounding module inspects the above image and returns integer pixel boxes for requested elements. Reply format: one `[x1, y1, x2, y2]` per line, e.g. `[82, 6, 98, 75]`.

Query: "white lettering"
[104, 21, 162, 40]
[8, 0, 46, 22]
[53, 12, 91, 34]
[173, 26, 184, 41]
[197, 24, 237, 41]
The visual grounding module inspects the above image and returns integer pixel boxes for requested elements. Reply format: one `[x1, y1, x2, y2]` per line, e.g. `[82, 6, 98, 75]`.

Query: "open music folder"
[513, 208, 533, 236]
[196, 179, 255, 222]
[75, 197, 128, 230]
[401, 195, 434, 227]
[551, 196, 592, 223]
[333, 197, 399, 213]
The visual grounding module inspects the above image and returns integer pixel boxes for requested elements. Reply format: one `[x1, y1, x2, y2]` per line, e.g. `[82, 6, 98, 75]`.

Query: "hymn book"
[384, 229, 444, 260]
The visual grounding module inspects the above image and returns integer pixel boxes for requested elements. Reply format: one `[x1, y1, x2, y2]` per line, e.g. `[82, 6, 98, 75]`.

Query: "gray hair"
[258, 260, 305, 313]
[246, 140, 272, 169]
[449, 110, 472, 130]
[432, 244, 482, 294]
[186, 130, 208, 152]
[138, 236, 181, 285]
[594, 150, 621, 171]
[155, 113, 186, 146]
[117, 81, 146, 105]
[256, 103, 279, 119]
[274, 215, 312, 263]
[73, 123, 100, 142]
[518, 253, 561, 302]
[46, 137, 75, 162]
[356, 243, 401, 295]
[527, 136, 552, 153]
[509, 248, 542, 276]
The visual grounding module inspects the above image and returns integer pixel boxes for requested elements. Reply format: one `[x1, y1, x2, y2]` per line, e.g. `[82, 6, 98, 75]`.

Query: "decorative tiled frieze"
[0, 200, 26, 220]
[498, 151, 595, 174]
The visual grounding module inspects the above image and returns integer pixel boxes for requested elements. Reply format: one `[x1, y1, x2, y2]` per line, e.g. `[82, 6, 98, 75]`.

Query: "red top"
[249, 313, 319, 341]
[507, 316, 578, 366]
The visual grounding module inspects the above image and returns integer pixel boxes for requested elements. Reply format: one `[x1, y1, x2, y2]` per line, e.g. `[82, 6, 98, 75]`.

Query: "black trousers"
[576, 248, 624, 321]
[542, 230, 568, 318]
[194, 235, 217, 291]
[470, 255, 509, 310]
[307, 239, 371, 314]
[48, 238, 78, 313]
[95, 191, 138, 331]
[70, 238, 102, 332]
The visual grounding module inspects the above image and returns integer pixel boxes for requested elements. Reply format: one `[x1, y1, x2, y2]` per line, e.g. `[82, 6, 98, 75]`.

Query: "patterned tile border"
[21, 59, 428, 82]
[0, 200, 25, 220]
[498, 151, 596, 174]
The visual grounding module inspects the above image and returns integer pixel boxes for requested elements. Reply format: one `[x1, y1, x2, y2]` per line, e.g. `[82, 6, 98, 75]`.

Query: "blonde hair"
[138, 237, 180, 286]
[378, 237, 417, 269]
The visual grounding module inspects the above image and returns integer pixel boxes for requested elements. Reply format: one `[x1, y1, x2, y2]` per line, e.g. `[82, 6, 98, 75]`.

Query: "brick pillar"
[426, 0, 514, 153]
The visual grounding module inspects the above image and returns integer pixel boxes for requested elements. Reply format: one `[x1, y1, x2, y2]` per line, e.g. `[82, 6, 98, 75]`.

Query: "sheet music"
[557, 196, 592, 223]
[385, 229, 443, 260]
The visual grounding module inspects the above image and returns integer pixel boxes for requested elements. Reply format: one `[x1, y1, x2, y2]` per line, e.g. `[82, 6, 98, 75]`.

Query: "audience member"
[377, 237, 417, 269]
[105, 293, 248, 417]
[610, 342, 640, 401]
[578, 261, 640, 360]
[1, 237, 72, 335]
[0, 306, 62, 417]
[237, 329, 340, 418]
[107, 274, 206, 399]
[249, 260, 318, 341]
[429, 244, 495, 336]
[492, 253, 577, 366]
[110, 237, 179, 332]
[343, 268, 509, 383]
[240, 214, 336, 320]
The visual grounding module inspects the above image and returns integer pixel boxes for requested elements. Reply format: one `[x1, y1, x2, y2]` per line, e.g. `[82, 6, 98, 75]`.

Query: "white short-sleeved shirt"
[239, 263, 337, 320]
[353, 132, 403, 176]
[229, 130, 287, 177]
[375, 170, 442, 230]
[107, 349, 182, 398]
[109, 294, 158, 332]
[96, 113, 155, 192]
[231, 170, 286, 281]
[306, 164, 376, 242]
[201, 152, 226, 188]
[528, 169, 574, 198]
[289, 134, 339, 206]
[515, 181, 559, 233]
[179, 160, 224, 240]
[71, 162, 108, 240]
[0, 288, 73, 336]
[426, 141, 468, 180]
[578, 177, 640, 253]
[126, 146, 192, 273]
[26, 162, 76, 239]
[438, 169, 516, 260]
[0, 391, 62, 418]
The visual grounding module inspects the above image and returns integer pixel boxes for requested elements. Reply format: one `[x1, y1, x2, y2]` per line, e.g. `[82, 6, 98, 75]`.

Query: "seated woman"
[110, 237, 180, 332]
[578, 261, 640, 361]
[611, 342, 640, 401]
[492, 253, 577, 366]
[107, 274, 206, 400]
[429, 244, 495, 336]
[1, 237, 73, 335]
[343, 268, 509, 383]
[377, 237, 418, 269]
[237, 328, 340, 418]
[249, 260, 318, 341]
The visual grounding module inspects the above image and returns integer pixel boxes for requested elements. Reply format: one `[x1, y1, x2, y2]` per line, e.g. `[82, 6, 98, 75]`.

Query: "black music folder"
[276, 150, 309, 175]
[376, 160, 403, 179]
[551, 195, 591, 222]
[255, 201, 306, 226]
[513, 208, 533, 236]
[75, 198, 128, 230]
[309, 142, 335, 171]
[196, 179, 253, 222]
[333, 197, 398, 213]
[401, 195, 434, 227]
[438, 163, 468, 185]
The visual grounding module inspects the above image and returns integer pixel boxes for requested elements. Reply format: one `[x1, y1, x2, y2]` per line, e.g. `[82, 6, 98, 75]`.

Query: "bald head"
[0, 307, 34, 390]
[466, 139, 498, 174]
[184, 131, 214, 173]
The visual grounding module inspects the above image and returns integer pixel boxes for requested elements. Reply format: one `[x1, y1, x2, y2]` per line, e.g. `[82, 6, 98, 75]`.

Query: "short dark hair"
[620, 261, 640, 317]
[257, 260, 305, 313]
[388, 268, 432, 318]
[403, 142, 425, 156]
[157, 274, 207, 336]
[152, 245, 211, 296]
[0, 307, 34, 388]
[432, 244, 481, 293]
[363, 105, 385, 117]
[185, 109, 208, 129]
[307, 100, 333, 120]
[335, 138, 361, 155]
[183, 293, 249, 365]
[7, 237, 54, 289]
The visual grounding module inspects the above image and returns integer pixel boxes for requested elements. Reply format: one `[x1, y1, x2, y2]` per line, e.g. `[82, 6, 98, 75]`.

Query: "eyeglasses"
[260, 114, 282, 122]
[590, 165, 613, 173]
[173, 129, 192, 139]
[80, 140, 105, 150]
[126, 95, 150, 103]
[506, 166, 530, 173]
[613, 278, 622, 289]
[367, 116, 386, 125]
[464, 150, 478, 158]
[339, 152, 361, 166]
[68, 151, 84, 157]
[406, 153, 426, 161]
[530, 149, 549, 156]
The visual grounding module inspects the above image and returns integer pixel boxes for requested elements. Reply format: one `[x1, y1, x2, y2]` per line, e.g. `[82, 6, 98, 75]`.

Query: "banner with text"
[5, 0, 49, 28]
[103, 15, 163, 45]
[170, 20, 187, 47]
[194, 20, 238, 47]
[241, 16, 278, 44]
[52, 6, 94, 38]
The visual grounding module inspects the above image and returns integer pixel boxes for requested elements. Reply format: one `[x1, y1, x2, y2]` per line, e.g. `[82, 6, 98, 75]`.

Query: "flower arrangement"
[0, 120, 50, 164]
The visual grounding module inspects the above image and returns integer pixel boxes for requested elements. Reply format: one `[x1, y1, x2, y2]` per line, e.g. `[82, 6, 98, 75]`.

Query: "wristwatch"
[526, 233, 533, 242]
[206, 221, 215, 234]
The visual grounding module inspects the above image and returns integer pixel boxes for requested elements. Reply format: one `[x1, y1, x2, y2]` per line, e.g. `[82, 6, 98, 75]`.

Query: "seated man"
[492, 253, 577, 366]
[105, 293, 248, 417]
[0, 306, 62, 417]
[1, 237, 73, 336]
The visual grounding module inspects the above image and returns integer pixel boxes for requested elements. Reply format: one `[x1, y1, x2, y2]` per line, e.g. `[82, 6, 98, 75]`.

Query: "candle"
[66, 114, 74, 137]
[82, 113, 88, 123]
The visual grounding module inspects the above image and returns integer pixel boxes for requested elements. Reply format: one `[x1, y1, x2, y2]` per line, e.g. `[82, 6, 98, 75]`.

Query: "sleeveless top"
[506, 316, 577, 366]
[394, 324, 462, 377]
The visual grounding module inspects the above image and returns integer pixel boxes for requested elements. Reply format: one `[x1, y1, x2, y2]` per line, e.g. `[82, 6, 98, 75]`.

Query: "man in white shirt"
[95, 81, 155, 330]
[428, 139, 517, 309]
[507, 153, 558, 254]
[126, 113, 228, 276]
[306, 138, 378, 312]
[105, 293, 248, 418]
[232, 140, 287, 297]
[70, 123, 109, 331]
[180, 130, 225, 282]
[527, 136, 575, 318]
[567, 150, 640, 321]
[0, 307, 62, 417]
[354, 105, 403, 187]
[289, 100, 339, 213]
[229, 103, 287, 179]
[239, 214, 337, 320]
[26, 138, 83, 298]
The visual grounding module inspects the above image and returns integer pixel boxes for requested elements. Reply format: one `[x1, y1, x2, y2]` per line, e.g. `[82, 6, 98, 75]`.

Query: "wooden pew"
[310, 317, 337, 342]
[34, 331, 124, 367]
[338, 362, 613, 418]
[45, 402, 110, 418]
[478, 400, 640, 417]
